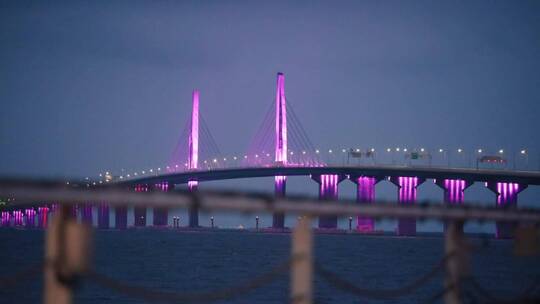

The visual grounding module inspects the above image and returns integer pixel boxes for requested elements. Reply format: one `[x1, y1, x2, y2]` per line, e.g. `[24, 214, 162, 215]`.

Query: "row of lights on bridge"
[89, 148, 529, 184]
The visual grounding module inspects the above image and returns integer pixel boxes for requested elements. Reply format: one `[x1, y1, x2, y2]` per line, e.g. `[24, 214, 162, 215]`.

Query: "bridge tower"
[273, 72, 287, 229]
[486, 182, 527, 238]
[187, 89, 200, 228]
[390, 176, 425, 236]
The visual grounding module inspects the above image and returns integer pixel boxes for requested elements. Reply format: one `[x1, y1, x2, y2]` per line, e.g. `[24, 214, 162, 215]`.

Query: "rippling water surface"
[1, 229, 538, 303]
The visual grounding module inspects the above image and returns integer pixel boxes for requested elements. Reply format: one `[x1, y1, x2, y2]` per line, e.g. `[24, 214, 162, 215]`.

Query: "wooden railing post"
[444, 220, 467, 304]
[291, 216, 313, 304]
[44, 206, 92, 304]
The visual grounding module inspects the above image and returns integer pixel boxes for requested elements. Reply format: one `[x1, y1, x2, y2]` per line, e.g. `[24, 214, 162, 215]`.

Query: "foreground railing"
[1, 179, 540, 304]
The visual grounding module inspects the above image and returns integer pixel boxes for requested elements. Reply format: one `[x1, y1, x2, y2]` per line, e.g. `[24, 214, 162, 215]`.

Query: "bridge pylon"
[273, 73, 288, 229]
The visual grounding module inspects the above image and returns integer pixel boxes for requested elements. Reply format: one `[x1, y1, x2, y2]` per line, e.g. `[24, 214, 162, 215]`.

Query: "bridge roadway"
[119, 165, 540, 186]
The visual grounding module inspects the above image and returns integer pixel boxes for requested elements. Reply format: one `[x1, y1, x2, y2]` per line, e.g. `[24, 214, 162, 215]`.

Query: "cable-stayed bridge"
[2, 72, 540, 239]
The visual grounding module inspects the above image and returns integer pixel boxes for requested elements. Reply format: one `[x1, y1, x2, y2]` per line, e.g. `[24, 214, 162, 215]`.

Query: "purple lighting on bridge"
[273, 73, 287, 228]
[38, 206, 49, 228]
[487, 182, 525, 238]
[396, 176, 420, 236]
[189, 90, 199, 170]
[13, 210, 23, 226]
[443, 179, 466, 204]
[275, 72, 287, 165]
[25, 209, 36, 228]
[1, 211, 10, 227]
[318, 174, 340, 229]
[356, 177, 376, 232]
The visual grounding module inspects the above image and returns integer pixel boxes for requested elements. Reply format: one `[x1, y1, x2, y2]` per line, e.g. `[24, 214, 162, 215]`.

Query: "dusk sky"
[1, 1, 540, 229]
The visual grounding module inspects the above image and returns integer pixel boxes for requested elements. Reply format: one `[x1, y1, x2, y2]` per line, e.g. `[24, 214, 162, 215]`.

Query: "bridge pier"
[134, 184, 148, 227]
[80, 203, 93, 225]
[1, 211, 10, 227]
[486, 182, 527, 238]
[273, 176, 286, 229]
[25, 208, 36, 228]
[435, 179, 472, 231]
[153, 182, 170, 226]
[188, 181, 199, 227]
[97, 203, 109, 229]
[115, 206, 128, 229]
[390, 176, 425, 236]
[38, 206, 49, 228]
[312, 174, 345, 229]
[351, 176, 381, 232]
[13, 210, 23, 226]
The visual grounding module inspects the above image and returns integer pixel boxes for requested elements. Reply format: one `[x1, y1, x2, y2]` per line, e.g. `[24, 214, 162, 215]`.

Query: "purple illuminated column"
[98, 203, 109, 229]
[435, 179, 470, 231]
[13, 210, 23, 226]
[25, 209, 36, 228]
[1, 211, 10, 227]
[80, 203, 93, 225]
[313, 174, 342, 229]
[134, 184, 147, 227]
[353, 176, 379, 232]
[486, 182, 527, 239]
[273, 73, 287, 229]
[38, 206, 49, 228]
[391, 176, 424, 236]
[273, 176, 286, 228]
[153, 182, 170, 226]
[187, 90, 200, 228]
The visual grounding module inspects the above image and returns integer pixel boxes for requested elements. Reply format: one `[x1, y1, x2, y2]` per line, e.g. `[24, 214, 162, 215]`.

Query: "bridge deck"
[119, 165, 540, 186]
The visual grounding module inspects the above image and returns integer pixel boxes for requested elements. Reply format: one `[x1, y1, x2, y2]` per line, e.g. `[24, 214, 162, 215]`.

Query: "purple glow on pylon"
[1, 211, 10, 226]
[495, 182, 520, 206]
[443, 179, 466, 204]
[13, 210, 23, 226]
[188, 180, 198, 190]
[275, 73, 287, 165]
[189, 90, 199, 170]
[397, 176, 419, 235]
[25, 209, 36, 228]
[356, 177, 376, 231]
[38, 206, 49, 228]
[320, 174, 339, 199]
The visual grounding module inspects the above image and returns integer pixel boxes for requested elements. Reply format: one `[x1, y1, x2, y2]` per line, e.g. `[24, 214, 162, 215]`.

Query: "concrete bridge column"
[37, 206, 49, 228]
[97, 203, 109, 229]
[13, 210, 23, 226]
[133, 184, 148, 227]
[153, 182, 170, 227]
[25, 208, 36, 228]
[312, 174, 345, 229]
[435, 179, 472, 231]
[390, 176, 425, 236]
[80, 203, 93, 225]
[188, 181, 199, 227]
[272, 176, 286, 229]
[1, 211, 10, 227]
[115, 206, 128, 229]
[351, 176, 381, 232]
[486, 182, 527, 239]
